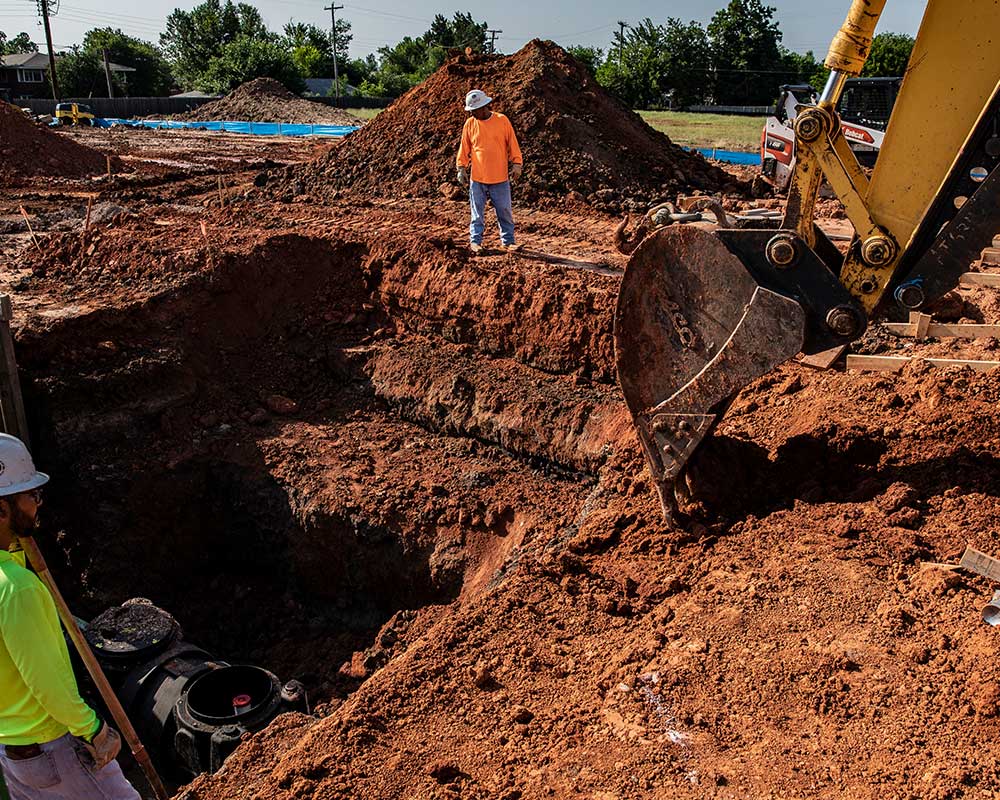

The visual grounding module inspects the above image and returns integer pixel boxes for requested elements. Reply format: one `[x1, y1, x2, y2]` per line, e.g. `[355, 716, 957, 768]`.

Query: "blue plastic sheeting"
[92, 117, 360, 137]
[688, 146, 761, 166]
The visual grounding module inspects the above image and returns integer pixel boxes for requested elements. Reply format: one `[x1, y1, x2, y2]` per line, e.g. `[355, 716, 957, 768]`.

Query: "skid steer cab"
[55, 102, 96, 126]
[762, 77, 901, 191]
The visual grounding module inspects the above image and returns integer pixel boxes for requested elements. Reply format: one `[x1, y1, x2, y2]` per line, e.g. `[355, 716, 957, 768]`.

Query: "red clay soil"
[7, 130, 1000, 800]
[291, 40, 746, 212]
[0, 101, 111, 185]
[176, 78, 361, 125]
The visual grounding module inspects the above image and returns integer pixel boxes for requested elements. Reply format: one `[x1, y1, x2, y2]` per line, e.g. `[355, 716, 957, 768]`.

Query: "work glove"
[77, 720, 122, 771]
[456, 166, 470, 188]
[510, 163, 523, 181]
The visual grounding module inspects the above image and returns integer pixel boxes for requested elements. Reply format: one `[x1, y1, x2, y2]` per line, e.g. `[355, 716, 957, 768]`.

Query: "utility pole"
[323, 4, 344, 102]
[102, 47, 114, 98]
[37, 0, 59, 101]
[487, 29, 502, 55]
[617, 20, 627, 72]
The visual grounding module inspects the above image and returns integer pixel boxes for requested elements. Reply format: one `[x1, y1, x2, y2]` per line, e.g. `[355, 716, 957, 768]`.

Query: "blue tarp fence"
[90, 118, 361, 137]
[689, 147, 760, 166]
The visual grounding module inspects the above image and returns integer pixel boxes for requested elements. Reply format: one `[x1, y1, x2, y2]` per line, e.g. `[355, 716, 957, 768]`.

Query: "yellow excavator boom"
[614, 0, 1000, 522]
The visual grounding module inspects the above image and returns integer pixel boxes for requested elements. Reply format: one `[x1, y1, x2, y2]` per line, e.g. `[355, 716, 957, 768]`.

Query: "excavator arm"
[615, 0, 1000, 521]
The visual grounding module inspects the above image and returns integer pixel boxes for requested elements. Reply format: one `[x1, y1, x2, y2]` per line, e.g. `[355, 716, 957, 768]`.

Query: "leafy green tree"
[54, 29, 173, 97]
[281, 20, 352, 79]
[161, 0, 275, 89]
[343, 54, 376, 87]
[708, 0, 783, 104]
[0, 31, 37, 54]
[52, 49, 105, 97]
[566, 45, 602, 77]
[781, 48, 829, 92]
[861, 32, 914, 77]
[593, 18, 710, 109]
[660, 18, 712, 108]
[290, 43, 325, 79]
[202, 35, 305, 93]
[595, 20, 668, 109]
[361, 11, 488, 97]
[425, 12, 486, 50]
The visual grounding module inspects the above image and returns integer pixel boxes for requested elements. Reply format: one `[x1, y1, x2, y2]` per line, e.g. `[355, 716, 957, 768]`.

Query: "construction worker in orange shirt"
[456, 89, 524, 255]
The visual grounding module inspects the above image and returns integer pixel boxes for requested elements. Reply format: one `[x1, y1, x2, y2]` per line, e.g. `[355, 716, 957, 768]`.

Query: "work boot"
[502, 242, 523, 253]
[470, 242, 484, 255]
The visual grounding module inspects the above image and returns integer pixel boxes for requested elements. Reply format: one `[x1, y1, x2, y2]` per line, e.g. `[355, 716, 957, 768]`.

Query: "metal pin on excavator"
[614, 0, 1000, 522]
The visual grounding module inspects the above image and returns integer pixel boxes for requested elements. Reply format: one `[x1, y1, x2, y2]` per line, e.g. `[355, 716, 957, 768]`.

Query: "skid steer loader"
[762, 77, 901, 191]
[615, 0, 1000, 521]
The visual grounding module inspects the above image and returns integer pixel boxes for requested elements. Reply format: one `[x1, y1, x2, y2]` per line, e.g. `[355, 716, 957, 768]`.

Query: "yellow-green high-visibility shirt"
[0, 547, 98, 745]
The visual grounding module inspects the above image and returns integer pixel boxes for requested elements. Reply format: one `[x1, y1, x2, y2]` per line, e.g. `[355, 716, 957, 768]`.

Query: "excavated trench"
[13, 202, 1000, 798]
[13, 227, 622, 704]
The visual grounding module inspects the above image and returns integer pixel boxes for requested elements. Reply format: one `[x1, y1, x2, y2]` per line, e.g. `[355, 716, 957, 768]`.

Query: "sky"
[0, 0, 928, 60]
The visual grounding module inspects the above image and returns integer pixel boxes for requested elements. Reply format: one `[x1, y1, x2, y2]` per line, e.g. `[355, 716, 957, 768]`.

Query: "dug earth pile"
[177, 77, 361, 125]
[291, 40, 745, 212]
[4, 114, 1000, 800]
[0, 101, 112, 185]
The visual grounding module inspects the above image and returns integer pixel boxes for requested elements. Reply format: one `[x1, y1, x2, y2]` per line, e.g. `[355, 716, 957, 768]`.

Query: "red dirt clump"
[292, 40, 746, 211]
[0, 101, 110, 185]
[176, 77, 361, 125]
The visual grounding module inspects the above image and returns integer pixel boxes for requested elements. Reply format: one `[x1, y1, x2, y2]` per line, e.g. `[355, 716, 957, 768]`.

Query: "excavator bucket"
[614, 225, 807, 515]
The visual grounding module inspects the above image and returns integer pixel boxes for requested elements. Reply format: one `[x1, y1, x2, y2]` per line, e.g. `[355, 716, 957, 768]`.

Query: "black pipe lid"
[85, 599, 180, 668]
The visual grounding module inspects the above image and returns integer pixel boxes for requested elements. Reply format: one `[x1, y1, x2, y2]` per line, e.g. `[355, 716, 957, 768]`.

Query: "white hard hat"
[465, 90, 493, 111]
[0, 434, 49, 497]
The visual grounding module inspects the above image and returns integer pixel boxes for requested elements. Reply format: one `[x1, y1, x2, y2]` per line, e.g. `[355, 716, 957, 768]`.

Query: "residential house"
[0, 52, 137, 100]
[0, 53, 51, 100]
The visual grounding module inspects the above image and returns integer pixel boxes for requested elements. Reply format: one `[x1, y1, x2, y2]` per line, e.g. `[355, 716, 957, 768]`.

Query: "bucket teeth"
[642, 412, 716, 480]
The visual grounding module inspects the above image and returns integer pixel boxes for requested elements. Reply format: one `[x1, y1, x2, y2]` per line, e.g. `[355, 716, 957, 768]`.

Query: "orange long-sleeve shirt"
[456, 112, 523, 184]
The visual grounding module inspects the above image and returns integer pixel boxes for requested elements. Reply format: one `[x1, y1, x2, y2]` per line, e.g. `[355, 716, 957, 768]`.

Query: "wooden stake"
[0, 295, 30, 446]
[909, 311, 932, 340]
[960, 272, 1000, 288]
[882, 321, 1000, 339]
[199, 219, 214, 267]
[847, 354, 1000, 372]
[217, 175, 225, 207]
[84, 195, 94, 232]
[18, 206, 41, 252]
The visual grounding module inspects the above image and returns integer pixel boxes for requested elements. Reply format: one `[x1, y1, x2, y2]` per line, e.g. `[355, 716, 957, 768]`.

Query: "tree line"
[569, 0, 914, 108]
[1, 0, 914, 104]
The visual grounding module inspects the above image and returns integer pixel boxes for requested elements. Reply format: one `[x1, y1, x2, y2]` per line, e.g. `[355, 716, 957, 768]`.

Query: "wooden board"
[846, 354, 1000, 372]
[960, 546, 1000, 583]
[882, 321, 1000, 339]
[982, 247, 1000, 267]
[960, 272, 1000, 288]
[798, 345, 848, 370]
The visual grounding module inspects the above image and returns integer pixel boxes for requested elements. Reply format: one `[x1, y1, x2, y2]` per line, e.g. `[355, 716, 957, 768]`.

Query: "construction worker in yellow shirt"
[456, 89, 524, 255]
[0, 434, 139, 800]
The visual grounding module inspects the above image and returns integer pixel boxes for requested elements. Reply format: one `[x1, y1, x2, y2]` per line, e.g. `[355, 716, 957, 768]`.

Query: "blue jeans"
[0, 734, 140, 800]
[469, 180, 515, 246]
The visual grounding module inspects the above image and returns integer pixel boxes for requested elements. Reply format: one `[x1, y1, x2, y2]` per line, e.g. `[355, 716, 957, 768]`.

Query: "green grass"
[637, 110, 765, 152]
[351, 107, 384, 120]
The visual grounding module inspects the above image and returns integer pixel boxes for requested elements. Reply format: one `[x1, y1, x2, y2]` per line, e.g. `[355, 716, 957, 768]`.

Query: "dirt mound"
[291, 40, 746, 211]
[0, 102, 109, 184]
[177, 78, 361, 125]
